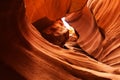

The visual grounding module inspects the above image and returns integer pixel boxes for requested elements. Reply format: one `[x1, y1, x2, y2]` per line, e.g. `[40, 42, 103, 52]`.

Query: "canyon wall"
[0, 0, 120, 80]
[87, 0, 120, 67]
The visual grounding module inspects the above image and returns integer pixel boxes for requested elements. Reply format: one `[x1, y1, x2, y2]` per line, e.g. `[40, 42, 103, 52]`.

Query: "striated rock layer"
[87, 0, 120, 67]
[0, 0, 120, 80]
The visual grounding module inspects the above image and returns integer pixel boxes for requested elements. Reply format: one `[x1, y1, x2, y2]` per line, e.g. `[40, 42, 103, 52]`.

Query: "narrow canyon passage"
[0, 0, 120, 80]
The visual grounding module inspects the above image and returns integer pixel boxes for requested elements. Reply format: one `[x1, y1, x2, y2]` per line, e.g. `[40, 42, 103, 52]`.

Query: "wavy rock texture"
[65, 6, 104, 55]
[87, 0, 120, 67]
[0, 0, 120, 80]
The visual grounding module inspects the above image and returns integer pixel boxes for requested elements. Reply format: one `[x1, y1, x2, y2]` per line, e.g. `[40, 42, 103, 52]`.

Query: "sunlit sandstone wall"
[24, 0, 120, 77]
[87, 0, 120, 67]
[0, 0, 120, 80]
[24, 0, 88, 22]
[65, 0, 120, 68]
[24, 0, 71, 22]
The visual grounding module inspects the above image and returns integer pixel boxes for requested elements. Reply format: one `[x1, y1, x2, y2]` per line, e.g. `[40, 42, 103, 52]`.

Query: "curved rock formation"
[0, 0, 120, 80]
[87, 0, 120, 67]
[24, 0, 71, 22]
[65, 6, 104, 55]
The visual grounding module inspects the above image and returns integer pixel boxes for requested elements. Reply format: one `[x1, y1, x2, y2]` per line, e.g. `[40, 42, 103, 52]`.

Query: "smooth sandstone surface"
[0, 0, 120, 80]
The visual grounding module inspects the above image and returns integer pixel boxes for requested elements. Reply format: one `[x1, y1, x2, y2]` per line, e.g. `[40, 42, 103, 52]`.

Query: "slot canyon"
[0, 0, 120, 80]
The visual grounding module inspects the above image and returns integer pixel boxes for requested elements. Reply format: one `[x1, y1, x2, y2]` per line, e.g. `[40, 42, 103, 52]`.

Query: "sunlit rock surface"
[33, 17, 69, 47]
[24, 0, 71, 22]
[0, 0, 120, 80]
[65, 6, 104, 55]
[87, 0, 120, 67]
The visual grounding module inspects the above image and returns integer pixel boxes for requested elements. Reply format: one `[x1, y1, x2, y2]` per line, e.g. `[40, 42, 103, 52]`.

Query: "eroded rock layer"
[87, 0, 120, 67]
[0, 0, 120, 80]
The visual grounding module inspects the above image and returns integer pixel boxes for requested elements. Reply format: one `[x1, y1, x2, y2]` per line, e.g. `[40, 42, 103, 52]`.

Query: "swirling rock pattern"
[87, 0, 120, 67]
[0, 0, 120, 80]
[65, 6, 104, 55]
